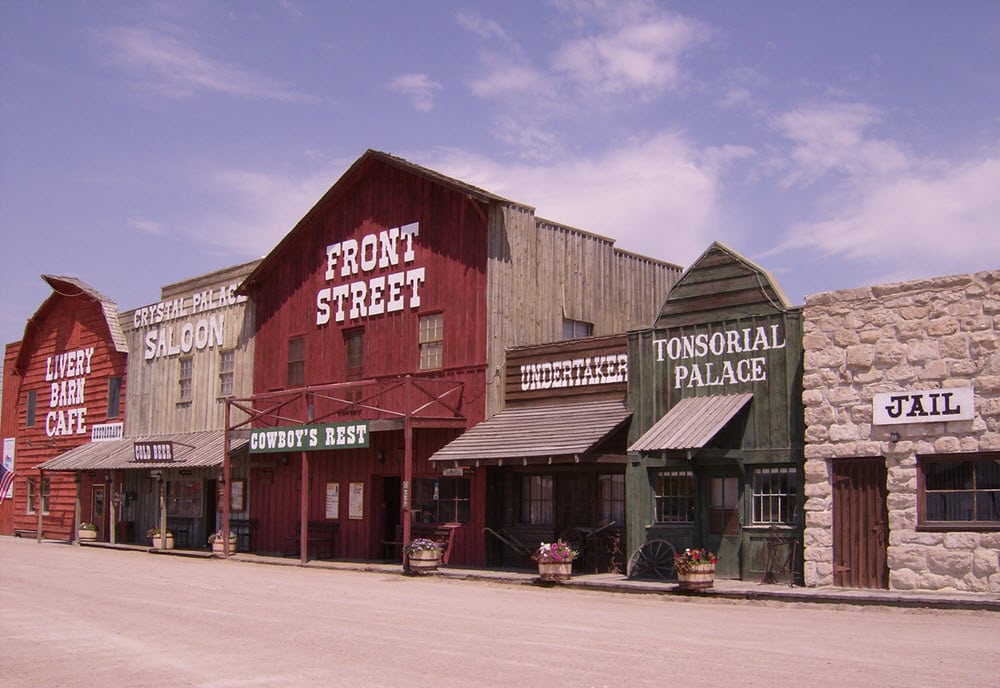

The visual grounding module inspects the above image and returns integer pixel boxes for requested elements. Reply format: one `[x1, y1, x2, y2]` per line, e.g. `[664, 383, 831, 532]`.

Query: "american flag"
[0, 462, 14, 504]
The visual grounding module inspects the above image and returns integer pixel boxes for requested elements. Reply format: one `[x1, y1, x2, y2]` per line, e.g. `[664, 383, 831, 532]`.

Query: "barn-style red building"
[1, 276, 128, 540]
[231, 150, 680, 567]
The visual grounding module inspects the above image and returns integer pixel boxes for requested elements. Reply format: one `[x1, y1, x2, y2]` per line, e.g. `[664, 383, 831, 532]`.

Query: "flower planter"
[78, 529, 98, 542]
[212, 537, 238, 555]
[537, 561, 573, 582]
[406, 549, 442, 573]
[677, 563, 715, 590]
[150, 534, 175, 550]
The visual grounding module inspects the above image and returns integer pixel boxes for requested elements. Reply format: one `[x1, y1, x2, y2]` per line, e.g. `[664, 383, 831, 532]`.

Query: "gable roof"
[238, 149, 524, 295]
[14, 275, 128, 373]
[655, 241, 795, 328]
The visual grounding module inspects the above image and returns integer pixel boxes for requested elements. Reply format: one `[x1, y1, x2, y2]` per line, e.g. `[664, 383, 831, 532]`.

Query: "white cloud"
[782, 152, 1000, 278]
[387, 73, 443, 113]
[97, 25, 315, 102]
[128, 217, 166, 236]
[421, 133, 723, 264]
[455, 13, 510, 42]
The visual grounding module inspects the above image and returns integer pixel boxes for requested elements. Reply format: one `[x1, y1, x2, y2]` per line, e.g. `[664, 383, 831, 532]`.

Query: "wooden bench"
[230, 518, 256, 553]
[14, 528, 43, 539]
[286, 521, 339, 559]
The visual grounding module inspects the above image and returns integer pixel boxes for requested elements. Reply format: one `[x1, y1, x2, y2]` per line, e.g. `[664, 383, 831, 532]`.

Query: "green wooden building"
[625, 242, 804, 582]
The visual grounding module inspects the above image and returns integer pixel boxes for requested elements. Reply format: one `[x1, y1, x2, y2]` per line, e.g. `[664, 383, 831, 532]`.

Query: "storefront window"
[751, 467, 799, 525]
[166, 480, 203, 518]
[653, 471, 694, 523]
[599, 474, 625, 526]
[412, 477, 470, 523]
[518, 475, 553, 525]
[920, 454, 1000, 527]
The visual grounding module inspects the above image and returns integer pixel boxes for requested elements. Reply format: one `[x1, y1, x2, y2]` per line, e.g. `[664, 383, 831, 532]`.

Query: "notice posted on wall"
[349, 482, 364, 520]
[325, 482, 340, 519]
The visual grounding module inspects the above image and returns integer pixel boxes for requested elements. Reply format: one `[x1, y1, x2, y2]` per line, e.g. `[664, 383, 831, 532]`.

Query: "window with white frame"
[178, 357, 193, 404]
[418, 313, 443, 370]
[287, 336, 305, 387]
[654, 470, 694, 523]
[751, 467, 799, 525]
[919, 454, 1000, 528]
[218, 350, 235, 397]
[26, 477, 50, 514]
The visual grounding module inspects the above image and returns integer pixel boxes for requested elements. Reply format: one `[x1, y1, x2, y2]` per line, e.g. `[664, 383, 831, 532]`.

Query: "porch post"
[222, 402, 232, 557]
[73, 473, 81, 545]
[300, 451, 309, 564]
[402, 417, 413, 552]
[159, 474, 167, 550]
[36, 470, 44, 542]
[108, 470, 117, 545]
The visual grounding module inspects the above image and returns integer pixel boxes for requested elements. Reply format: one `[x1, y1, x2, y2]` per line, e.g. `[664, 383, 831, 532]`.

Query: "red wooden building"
[0, 276, 128, 540]
[231, 149, 680, 567]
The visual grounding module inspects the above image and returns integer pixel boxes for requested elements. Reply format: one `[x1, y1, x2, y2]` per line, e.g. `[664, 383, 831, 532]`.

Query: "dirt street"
[1, 537, 996, 688]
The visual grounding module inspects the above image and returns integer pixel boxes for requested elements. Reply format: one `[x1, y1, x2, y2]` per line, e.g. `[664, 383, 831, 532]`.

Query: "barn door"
[705, 475, 741, 579]
[832, 459, 889, 589]
[91, 484, 106, 541]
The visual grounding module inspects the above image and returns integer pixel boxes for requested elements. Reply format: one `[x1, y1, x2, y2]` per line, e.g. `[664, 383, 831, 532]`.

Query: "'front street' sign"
[249, 422, 370, 453]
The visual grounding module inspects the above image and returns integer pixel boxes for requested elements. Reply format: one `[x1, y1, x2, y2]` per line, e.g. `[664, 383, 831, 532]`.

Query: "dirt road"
[1, 537, 996, 687]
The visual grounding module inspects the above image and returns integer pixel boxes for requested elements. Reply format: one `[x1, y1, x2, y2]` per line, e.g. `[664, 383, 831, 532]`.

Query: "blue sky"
[2, 1, 999, 349]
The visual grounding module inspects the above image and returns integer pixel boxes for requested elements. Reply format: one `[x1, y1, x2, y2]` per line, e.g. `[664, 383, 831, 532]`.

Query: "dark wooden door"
[832, 459, 889, 589]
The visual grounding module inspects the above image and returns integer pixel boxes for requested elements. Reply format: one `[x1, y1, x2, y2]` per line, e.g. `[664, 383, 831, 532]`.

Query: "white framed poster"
[325, 482, 340, 519]
[2, 438, 14, 500]
[349, 482, 364, 520]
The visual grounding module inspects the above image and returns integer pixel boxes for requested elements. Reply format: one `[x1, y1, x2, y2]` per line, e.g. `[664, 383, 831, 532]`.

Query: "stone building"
[802, 270, 1000, 592]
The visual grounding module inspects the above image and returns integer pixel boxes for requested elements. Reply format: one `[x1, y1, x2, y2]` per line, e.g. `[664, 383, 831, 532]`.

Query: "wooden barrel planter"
[406, 549, 442, 574]
[677, 563, 715, 591]
[77, 529, 98, 542]
[537, 561, 573, 582]
[150, 534, 175, 550]
[212, 537, 238, 556]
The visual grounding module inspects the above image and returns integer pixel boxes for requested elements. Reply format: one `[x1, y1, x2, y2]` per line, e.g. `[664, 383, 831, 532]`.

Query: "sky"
[2, 1, 999, 350]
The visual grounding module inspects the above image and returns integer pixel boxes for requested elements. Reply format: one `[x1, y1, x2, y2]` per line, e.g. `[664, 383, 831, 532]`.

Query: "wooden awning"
[429, 399, 631, 467]
[35, 430, 248, 471]
[629, 393, 753, 452]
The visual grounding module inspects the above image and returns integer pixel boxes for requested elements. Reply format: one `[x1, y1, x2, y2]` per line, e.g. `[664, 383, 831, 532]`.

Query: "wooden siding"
[8, 289, 129, 541]
[120, 262, 259, 436]
[486, 207, 680, 417]
[0, 343, 18, 534]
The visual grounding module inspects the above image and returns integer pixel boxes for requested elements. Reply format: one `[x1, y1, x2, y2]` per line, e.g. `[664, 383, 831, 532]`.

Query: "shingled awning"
[429, 399, 631, 467]
[629, 393, 753, 452]
[35, 430, 248, 471]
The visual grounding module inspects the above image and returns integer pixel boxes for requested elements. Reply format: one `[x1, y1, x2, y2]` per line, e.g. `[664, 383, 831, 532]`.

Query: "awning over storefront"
[629, 393, 753, 452]
[429, 399, 632, 467]
[34, 430, 249, 471]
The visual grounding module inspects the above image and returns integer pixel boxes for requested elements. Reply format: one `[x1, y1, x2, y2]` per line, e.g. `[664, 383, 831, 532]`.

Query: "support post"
[73, 474, 82, 545]
[300, 451, 309, 565]
[36, 471, 44, 543]
[222, 402, 232, 557]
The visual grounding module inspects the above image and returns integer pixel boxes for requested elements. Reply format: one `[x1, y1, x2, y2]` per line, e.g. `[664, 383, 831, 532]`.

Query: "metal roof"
[429, 399, 631, 466]
[35, 430, 248, 471]
[629, 393, 753, 452]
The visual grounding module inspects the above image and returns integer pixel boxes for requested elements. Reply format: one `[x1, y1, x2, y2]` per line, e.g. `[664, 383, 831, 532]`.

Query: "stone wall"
[802, 270, 1000, 592]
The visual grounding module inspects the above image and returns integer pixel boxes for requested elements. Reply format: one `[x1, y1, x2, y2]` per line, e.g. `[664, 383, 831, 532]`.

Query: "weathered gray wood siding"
[486, 204, 680, 417]
[121, 260, 259, 436]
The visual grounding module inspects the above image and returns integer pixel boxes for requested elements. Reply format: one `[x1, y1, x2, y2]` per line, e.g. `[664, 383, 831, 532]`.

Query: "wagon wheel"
[627, 539, 677, 580]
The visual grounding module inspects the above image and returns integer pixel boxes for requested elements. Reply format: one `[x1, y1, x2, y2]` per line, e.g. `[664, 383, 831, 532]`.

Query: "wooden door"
[832, 458, 889, 589]
[91, 484, 106, 541]
[706, 475, 741, 578]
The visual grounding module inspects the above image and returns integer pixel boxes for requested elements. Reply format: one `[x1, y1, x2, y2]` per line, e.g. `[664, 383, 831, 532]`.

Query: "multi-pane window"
[412, 477, 471, 523]
[418, 314, 443, 370]
[287, 336, 305, 387]
[26, 390, 37, 427]
[751, 467, 800, 525]
[26, 478, 50, 514]
[599, 474, 625, 527]
[920, 454, 1000, 527]
[178, 357, 193, 403]
[654, 470, 694, 523]
[562, 318, 594, 340]
[218, 350, 235, 397]
[518, 475, 553, 525]
[344, 329, 364, 377]
[107, 376, 122, 418]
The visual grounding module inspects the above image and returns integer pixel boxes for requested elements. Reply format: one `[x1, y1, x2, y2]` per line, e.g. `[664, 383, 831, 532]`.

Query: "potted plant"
[404, 537, 444, 574]
[146, 527, 174, 550]
[674, 548, 718, 590]
[208, 529, 238, 555]
[533, 540, 578, 582]
[77, 522, 98, 542]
